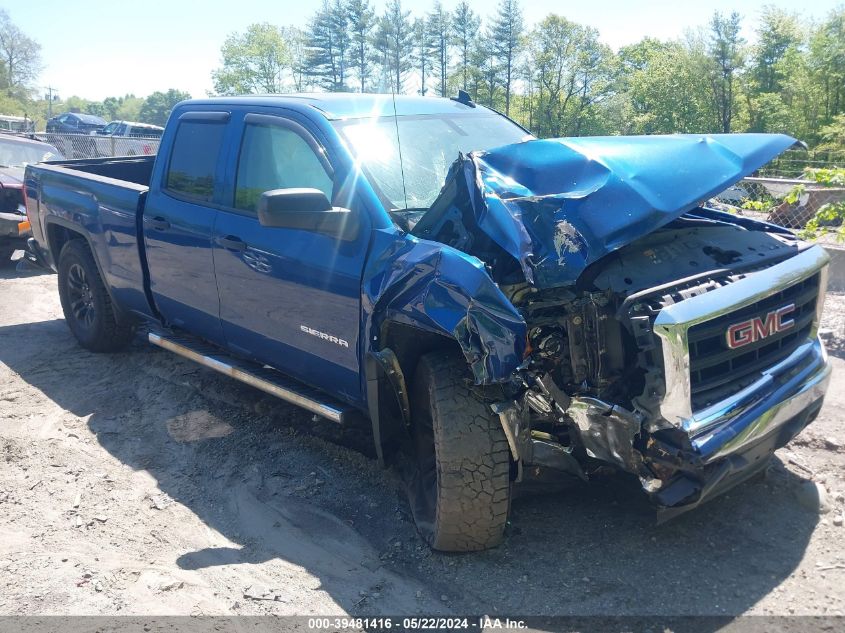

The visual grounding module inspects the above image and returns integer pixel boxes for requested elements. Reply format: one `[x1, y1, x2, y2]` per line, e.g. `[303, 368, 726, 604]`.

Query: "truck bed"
[26, 157, 154, 318]
[45, 155, 155, 186]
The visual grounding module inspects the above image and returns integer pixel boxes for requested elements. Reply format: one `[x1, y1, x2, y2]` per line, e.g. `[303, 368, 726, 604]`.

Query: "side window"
[234, 122, 333, 213]
[165, 120, 226, 202]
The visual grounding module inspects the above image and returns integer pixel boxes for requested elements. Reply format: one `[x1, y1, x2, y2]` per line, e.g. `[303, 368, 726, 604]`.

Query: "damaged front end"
[486, 242, 829, 519]
[391, 132, 831, 519]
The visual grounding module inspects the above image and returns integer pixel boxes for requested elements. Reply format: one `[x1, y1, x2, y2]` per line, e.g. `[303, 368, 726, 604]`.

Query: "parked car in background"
[94, 120, 164, 156]
[45, 113, 107, 159]
[0, 135, 63, 263]
[0, 115, 35, 134]
[99, 121, 164, 138]
[46, 112, 107, 134]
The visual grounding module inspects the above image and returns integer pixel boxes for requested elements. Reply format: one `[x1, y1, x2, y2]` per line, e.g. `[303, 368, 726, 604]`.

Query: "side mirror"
[257, 188, 359, 241]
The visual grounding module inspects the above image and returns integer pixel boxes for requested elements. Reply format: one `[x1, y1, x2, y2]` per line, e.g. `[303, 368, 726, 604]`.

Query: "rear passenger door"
[212, 111, 370, 403]
[143, 111, 229, 345]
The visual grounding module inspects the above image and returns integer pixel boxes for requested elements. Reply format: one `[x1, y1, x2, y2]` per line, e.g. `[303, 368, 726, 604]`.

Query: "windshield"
[335, 112, 531, 211]
[0, 139, 62, 167]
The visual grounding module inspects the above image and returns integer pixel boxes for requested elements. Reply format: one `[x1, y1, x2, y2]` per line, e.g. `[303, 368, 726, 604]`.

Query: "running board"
[147, 331, 352, 423]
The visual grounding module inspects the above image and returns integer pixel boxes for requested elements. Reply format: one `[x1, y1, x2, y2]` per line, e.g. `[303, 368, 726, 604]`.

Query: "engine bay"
[480, 212, 810, 488]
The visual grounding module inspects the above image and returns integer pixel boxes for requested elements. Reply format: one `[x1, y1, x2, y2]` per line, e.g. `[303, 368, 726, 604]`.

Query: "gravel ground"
[1, 265, 845, 617]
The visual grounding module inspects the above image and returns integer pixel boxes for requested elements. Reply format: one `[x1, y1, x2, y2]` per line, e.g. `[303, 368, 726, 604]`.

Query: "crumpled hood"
[420, 133, 798, 288]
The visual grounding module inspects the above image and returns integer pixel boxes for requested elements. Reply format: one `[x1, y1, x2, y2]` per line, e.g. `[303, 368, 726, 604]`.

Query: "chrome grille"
[686, 273, 820, 410]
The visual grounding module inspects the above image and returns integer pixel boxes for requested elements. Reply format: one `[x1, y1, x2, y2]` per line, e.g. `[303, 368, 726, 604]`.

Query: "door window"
[234, 121, 333, 213]
[165, 120, 226, 202]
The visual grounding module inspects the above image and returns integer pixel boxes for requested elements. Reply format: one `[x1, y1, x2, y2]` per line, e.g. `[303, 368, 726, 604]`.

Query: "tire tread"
[58, 239, 133, 353]
[415, 351, 511, 551]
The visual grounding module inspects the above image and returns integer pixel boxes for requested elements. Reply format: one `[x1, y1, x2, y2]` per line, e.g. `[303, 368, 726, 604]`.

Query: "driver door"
[212, 112, 370, 403]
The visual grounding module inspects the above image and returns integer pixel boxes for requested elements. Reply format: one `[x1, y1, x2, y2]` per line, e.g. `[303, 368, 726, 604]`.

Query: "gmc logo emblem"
[725, 304, 795, 349]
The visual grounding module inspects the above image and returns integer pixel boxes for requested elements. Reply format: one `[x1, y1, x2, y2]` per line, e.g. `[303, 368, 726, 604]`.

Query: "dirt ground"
[1, 264, 845, 617]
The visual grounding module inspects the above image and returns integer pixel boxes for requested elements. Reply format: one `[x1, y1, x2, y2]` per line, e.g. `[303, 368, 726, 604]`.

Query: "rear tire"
[57, 239, 133, 352]
[409, 350, 512, 551]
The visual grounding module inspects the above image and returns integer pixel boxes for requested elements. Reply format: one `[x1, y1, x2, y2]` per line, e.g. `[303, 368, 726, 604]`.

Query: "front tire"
[57, 239, 133, 352]
[409, 350, 512, 551]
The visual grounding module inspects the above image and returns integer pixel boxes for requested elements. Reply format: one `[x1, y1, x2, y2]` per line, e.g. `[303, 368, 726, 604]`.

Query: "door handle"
[217, 235, 247, 251]
[149, 216, 170, 231]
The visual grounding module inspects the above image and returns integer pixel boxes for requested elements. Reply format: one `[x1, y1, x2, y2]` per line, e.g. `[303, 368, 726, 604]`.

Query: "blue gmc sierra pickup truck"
[23, 93, 831, 551]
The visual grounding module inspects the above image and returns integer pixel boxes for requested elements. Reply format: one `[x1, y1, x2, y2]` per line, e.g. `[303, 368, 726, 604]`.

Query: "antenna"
[450, 89, 476, 108]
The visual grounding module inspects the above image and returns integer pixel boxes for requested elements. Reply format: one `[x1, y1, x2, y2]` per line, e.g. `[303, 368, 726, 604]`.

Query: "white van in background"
[94, 120, 164, 156]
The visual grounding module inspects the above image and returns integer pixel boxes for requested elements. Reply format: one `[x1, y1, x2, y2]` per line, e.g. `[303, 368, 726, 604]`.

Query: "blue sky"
[7, 0, 843, 101]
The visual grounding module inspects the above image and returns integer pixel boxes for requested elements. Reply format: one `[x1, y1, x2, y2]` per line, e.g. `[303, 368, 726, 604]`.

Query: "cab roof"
[180, 93, 492, 120]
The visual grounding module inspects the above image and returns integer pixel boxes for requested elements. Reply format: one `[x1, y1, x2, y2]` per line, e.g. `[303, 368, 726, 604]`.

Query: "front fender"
[363, 231, 526, 385]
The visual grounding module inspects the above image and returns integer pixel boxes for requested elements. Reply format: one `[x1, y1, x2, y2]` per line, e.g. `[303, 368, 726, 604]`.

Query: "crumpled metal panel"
[363, 230, 527, 384]
[439, 133, 799, 288]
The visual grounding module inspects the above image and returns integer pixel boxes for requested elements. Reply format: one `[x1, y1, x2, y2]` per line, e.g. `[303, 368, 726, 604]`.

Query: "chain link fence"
[758, 148, 845, 179]
[712, 177, 845, 232]
[711, 148, 845, 232]
[32, 132, 162, 160]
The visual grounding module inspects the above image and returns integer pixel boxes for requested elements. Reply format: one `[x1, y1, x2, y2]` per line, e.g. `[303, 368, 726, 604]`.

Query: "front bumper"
[651, 341, 831, 522]
[646, 246, 832, 516]
[651, 336, 831, 519]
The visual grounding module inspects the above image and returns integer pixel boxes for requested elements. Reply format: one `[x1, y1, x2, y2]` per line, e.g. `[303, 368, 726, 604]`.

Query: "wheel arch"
[47, 220, 126, 321]
[366, 321, 464, 466]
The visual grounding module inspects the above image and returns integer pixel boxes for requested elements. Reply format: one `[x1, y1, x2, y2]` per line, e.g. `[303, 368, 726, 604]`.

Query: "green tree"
[0, 9, 41, 97]
[413, 17, 434, 95]
[284, 27, 310, 91]
[98, 94, 143, 121]
[138, 89, 192, 126]
[808, 7, 845, 122]
[752, 6, 801, 93]
[211, 23, 291, 95]
[818, 113, 845, 151]
[526, 15, 613, 137]
[307, 0, 351, 91]
[489, 0, 524, 116]
[381, 0, 414, 93]
[347, 0, 375, 92]
[371, 17, 392, 92]
[708, 11, 745, 133]
[617, 37, 715, 134]
[770, 45, 825, 141]
[743, 7, 803, 133]
[451, 1, 480, 93]
[427, 2, 451, 97]
[473, 35, 500, 108]
[329, 0, 352, 89]
[116, 95, 144, 121]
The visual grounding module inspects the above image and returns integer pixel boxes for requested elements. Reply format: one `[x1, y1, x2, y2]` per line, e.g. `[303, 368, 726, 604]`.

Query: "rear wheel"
[57, 239, 133, 352]
[409, 350, 512, 551]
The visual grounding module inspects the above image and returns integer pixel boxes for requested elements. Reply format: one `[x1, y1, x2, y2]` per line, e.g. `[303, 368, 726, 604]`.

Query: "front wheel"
[57, 239, 133, 352]
[409, 350, 512, 551]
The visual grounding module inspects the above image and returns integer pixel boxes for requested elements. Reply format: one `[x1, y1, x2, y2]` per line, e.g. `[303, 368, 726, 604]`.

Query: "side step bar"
[148, 331, 352, 424]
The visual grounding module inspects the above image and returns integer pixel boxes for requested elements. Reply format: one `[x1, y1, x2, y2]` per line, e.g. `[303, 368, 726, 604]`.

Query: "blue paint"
[455, 133, 799, 287]
[24, 95, 799, 404]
